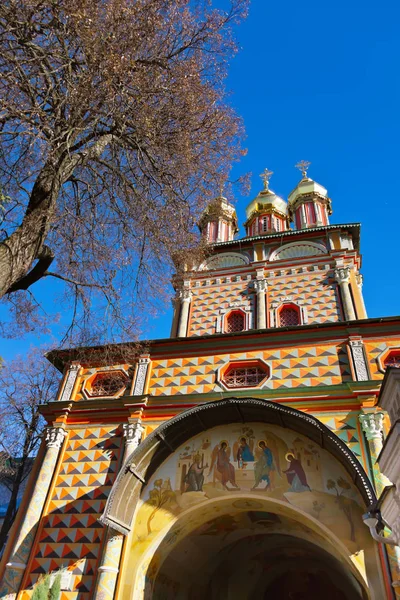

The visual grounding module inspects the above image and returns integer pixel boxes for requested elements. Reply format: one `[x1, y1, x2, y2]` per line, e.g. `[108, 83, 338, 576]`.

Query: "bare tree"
[0, 0, 248, 343]
[0, 349, 59, 553]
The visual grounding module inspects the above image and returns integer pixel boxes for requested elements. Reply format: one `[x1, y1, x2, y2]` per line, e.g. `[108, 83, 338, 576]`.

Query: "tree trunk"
[0, 134, 114, 298]
[0, 162, 60, 298]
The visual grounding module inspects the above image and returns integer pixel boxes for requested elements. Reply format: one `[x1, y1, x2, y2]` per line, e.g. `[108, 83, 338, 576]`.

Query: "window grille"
[90, 373, 127, 397]
[279, 307, 300, 327]
[226, 311, 245, 333]
[223, 366, 267, 388]
[384, 352, 400, 369]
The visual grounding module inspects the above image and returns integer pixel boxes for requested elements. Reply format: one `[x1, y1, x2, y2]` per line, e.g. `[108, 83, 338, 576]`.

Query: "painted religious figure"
[184, 454, 208, 492]
[252, 440, 275, 490]
[283, 453, 311, 492]
[210, 441, 239, 490]
[236, 436, 254, 467]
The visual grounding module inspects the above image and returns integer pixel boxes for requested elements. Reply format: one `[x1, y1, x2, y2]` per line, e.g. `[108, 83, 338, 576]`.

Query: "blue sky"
[1, 0, 399, 362]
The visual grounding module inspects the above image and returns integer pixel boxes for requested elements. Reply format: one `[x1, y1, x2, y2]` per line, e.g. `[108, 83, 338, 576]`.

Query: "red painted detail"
[278, 303, 301, 327]
[221, 359, 270, 389]
[226, 310, 246, 333]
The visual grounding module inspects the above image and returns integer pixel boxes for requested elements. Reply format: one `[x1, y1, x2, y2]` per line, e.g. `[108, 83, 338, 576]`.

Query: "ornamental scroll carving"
[349, 340, 369, 381]
[133, 359, 150, 396]
[59, 364, 80, 402]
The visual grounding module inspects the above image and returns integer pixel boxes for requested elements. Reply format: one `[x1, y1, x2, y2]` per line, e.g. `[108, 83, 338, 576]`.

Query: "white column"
[0, 426, 66, 598]
[177, 289, 192, 337]
[356, 273, 368, 318]
[170, 295, 181, 338]
[254, 279, 267, 329]
[94, 421, 144, 600]
[334, 266, 356, 321]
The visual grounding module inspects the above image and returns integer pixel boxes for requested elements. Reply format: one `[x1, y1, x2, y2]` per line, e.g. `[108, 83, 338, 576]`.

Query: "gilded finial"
[295, 160, 311, 179]
[260, 167, 273, 191]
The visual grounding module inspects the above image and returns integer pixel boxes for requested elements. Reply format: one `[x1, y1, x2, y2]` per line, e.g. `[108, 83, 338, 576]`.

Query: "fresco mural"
[121, 423, 372, 599]
[133, 424, 369, 549]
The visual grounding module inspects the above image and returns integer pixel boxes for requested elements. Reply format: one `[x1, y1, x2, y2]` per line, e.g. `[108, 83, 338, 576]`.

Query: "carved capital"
[334, 266, 352, 284]
[356, 273, 363, 288]
[123, 421, 144, 451]
[179, 289, 192, 302]
[45, 426, 67, 449]
[254, 279, 267, 293]
[359, 412, 385, 441]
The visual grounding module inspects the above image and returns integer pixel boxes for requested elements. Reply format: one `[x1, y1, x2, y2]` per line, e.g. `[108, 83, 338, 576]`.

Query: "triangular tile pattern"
[190, 280, 254, 336]
[25, 427, 122, 598]
[150, 344, 344, 395]
[189, 270, 340, 338]
[316, 412, 363, 464]
[268, 271, 340, 325]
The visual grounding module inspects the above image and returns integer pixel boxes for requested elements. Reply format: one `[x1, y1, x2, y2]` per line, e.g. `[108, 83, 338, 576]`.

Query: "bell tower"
[198, 196, 238, 244]
[288, 161, 332, 229]
[244, 168, 290, 236]
[172, 163, 366, 339]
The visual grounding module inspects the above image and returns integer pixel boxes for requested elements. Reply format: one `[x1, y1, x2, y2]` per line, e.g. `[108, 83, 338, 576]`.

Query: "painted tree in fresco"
[147, 478, 176, 535]
[327, 477, 356, 542]
[0, 349, 59, 552]
[0, 0, 248, 344]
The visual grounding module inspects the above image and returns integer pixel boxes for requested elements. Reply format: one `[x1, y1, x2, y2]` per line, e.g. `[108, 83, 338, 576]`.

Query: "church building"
[1, 164, 400, 600]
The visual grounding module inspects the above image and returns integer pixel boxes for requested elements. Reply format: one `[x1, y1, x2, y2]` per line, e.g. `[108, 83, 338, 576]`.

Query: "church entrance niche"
[151, 506, 367, 600]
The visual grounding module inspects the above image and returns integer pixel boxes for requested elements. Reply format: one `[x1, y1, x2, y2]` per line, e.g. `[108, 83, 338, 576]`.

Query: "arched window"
[384, 350, 400, 369]
[226, 310, 245, 333]
[279, 304, 300, 327]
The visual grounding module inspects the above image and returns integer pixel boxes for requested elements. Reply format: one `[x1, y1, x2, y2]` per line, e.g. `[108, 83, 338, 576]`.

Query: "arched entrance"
[100, 399, 380, 599]
[148, 496, 368, 600]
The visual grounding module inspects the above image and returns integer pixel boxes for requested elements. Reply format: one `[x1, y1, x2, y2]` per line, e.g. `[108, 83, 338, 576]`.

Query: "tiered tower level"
[2, 164, 400, 600]
[172, 164, 364, 343]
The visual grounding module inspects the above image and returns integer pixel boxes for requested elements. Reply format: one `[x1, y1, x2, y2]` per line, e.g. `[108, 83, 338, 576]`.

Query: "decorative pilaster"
[360, 412, 386, 490]
[59, 363, 80, 402]
[94, 421, 144, 600]
[132, 357, 150, 396]
[356, 273, 368, 318]
[360, 412, 400, 595]
[122, 421, 145, 462]
[0, 426, 66, 598]
[254, 279, 267, 329]
[177, 288, 192, 338]
[349, 339, 369, 381]
[334, 266, 356, 321]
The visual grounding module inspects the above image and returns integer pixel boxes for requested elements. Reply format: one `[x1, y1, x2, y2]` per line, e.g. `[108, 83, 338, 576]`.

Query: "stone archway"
[141, 496, 369, 600]
[100, 399, 380, 598]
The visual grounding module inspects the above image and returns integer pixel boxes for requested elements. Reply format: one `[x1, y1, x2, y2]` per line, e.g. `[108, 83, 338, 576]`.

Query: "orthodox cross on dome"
[295, 160, 311, 179]
[260, 167, 273, 191]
